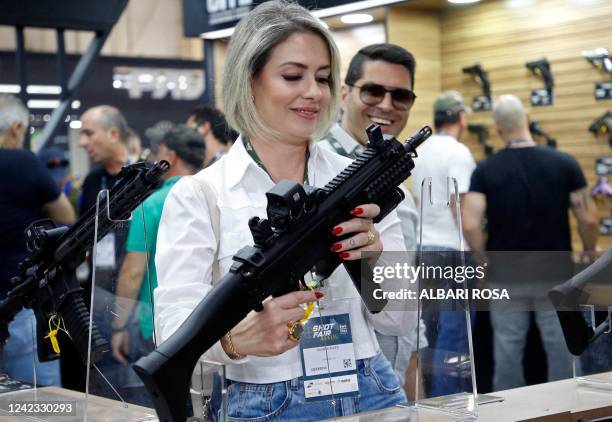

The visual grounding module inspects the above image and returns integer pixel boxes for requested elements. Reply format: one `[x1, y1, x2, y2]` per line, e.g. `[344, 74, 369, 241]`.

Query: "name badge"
[94, 233, 116, 269]
[299, 313, 359, 401]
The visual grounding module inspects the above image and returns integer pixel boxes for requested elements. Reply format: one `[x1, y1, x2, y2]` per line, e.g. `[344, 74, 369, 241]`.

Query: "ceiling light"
[340, 13, 374, 24]
[200, 0, 406, 39]
[26, 85, 61, 95]
[312, 0, 402, 19]
[0, 84, 20, 94]
[138, 74, 154, 83]
[201, 27, 235, 40]
[27, 99, 60, 109]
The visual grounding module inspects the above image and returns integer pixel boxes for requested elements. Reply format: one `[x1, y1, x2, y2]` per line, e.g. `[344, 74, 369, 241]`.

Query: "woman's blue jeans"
[220, 352, 406, 421]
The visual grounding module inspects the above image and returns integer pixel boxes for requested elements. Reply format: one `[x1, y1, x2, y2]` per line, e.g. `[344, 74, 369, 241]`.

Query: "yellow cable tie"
[45, 315, 61, 354]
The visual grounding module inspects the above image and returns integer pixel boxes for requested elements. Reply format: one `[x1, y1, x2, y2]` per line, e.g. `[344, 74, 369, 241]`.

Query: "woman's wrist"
[221, 330, 246, 360]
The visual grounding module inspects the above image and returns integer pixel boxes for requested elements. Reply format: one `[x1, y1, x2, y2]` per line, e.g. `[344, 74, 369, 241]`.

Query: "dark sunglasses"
[348, 83, 416, 110]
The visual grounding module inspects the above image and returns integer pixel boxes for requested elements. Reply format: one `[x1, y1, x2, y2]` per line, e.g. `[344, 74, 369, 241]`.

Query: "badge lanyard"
[243, 137, 310, 185]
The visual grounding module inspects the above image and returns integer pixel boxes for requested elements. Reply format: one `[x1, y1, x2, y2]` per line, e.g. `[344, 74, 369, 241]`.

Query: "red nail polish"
[350, 207, 364, 215]
[315, 291, 324, 299]
[330, 243, 342, 252]
[340, 252, 350, 259]
[332, 226, 343, 236]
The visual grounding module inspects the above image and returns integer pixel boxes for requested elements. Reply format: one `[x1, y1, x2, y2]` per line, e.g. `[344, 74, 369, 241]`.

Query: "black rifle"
[529, 119, 557, 148]
[133, 125, 432, 422]
[526, 59, 554, 99]
[549, 249, 612, 355]
[0, 161, 169, 364]
[462, 64, 492, 102]
[467, 124, 494, 156]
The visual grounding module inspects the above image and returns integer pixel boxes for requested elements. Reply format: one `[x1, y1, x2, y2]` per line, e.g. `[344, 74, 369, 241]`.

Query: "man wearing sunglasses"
[319, 43, 425, 400]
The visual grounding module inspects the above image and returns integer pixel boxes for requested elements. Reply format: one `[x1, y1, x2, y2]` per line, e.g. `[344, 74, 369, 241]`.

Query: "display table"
[0, 373, 610, 421]
[331, 372, 612, 421]
[0, 386, 157, 421]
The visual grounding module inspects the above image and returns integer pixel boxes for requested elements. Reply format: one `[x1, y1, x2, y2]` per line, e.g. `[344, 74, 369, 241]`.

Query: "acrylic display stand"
[415, 176, 478, 419]
[574, 304, 612, 390]
[85, 189, 157, 419]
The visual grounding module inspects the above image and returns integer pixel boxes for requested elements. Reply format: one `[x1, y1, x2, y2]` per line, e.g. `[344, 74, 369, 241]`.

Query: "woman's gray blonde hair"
[221, 0, 340, 142]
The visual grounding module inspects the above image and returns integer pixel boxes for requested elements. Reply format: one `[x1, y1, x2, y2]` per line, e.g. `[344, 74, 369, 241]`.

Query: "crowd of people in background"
[0, 1, 605, 417]
[0, 94, 234, 400]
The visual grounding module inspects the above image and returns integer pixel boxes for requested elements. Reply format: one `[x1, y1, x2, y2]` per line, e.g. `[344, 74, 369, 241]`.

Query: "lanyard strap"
[243, 137, 310, 185]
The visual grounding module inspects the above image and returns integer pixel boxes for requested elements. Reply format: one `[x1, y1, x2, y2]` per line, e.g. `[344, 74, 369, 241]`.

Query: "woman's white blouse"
[154, 137, 417, 383]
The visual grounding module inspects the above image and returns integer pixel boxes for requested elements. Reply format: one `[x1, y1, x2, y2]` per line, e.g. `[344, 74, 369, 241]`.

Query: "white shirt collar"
[225, 135, 322, 189]
[329, 124, 366, 155]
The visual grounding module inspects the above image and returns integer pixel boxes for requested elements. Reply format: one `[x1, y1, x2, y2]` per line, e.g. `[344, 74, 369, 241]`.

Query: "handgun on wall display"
[589, 111, 612, 148]
[526, 59, 554, 106]
[462, 64, 492, 111]
[583, 48, 612, 73]
[529, 119, 557, 148]
[467, 123, 494, 156]
[589, 111, 612, 136]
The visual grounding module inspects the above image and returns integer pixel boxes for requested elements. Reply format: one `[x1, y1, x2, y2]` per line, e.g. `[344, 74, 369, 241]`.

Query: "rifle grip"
[373, 187, 405, 224]
[343, 260, 387, 313]
[59, 293, 108, 364]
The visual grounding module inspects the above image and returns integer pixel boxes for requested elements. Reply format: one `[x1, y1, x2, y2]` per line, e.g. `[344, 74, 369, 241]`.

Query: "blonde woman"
[154, 1, 417, 419]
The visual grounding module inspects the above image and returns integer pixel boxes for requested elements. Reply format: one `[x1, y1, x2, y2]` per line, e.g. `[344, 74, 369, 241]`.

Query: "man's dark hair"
[162, 124, 206, 171]
[434, 110, 462, 130]
[344, 44, 416, 89]
[188, 106, 237, 145]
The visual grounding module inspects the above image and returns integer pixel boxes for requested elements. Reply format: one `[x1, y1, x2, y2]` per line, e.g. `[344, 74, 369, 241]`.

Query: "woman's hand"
[222, 289, 323, 358]
[329, 204, 383, 260]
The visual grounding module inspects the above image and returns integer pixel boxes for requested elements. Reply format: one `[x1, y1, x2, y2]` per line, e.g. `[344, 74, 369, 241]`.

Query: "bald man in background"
[79, 105, 131, 213]
[462, 94, 598, 390]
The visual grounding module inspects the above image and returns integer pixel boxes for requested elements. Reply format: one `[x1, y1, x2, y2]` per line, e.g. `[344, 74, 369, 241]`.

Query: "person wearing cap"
[110, 124, 205, 404]
[318, 43, 426, 400]
[409, 90, 476, 397]
[113, 125, 204, 362]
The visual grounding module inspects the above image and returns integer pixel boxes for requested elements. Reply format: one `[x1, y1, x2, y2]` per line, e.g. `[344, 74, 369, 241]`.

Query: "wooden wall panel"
[0, 0, 190, 59]
[332, 24, 387, 81]
[387, 7, 442, 142]
[439, 0, 612, 250]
